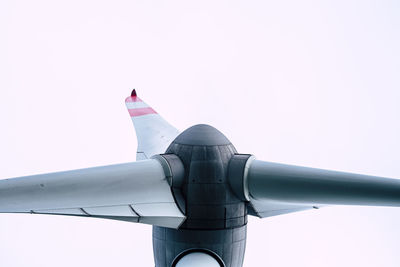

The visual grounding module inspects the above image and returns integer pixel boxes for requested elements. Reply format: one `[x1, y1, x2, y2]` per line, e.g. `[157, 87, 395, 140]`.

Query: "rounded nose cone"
[172, 124, 231, 146]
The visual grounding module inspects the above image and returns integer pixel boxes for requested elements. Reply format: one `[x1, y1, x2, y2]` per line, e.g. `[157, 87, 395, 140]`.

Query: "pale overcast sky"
[1, 1, 400, 266]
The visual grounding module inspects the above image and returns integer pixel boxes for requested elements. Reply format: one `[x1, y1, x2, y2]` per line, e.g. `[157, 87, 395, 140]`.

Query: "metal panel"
[141, 217, 185, 229]
[132, 203, 184, 217]
[83, 205, 138, 217]
[35, 208, 86, 215]
[133, 203, 185, 228]
[248, 199, 314, 218]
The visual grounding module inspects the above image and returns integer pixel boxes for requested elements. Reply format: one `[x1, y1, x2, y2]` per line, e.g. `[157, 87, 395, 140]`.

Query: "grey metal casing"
[152, 125, 248, 267]
[153, 225, 246, 267]
[165, 124, 247, 229]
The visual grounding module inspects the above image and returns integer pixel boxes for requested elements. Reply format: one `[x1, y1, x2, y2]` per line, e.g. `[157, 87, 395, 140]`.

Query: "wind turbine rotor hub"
[153, 124, 248, 267]
[165, 124, 247, 230]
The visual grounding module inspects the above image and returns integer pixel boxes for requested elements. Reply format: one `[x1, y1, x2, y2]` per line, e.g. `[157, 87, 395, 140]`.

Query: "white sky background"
[1, 0, 400, 266]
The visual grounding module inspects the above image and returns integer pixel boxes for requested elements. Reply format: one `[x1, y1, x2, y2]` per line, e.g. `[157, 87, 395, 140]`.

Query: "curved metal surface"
[153, 125, 248, 267]
[125, 90, 180, 160]
[174, 251, 224, 267]
[153, 225, 246, 267]
[246, 159, 400, 217]
[228, 154, 255, 201]
[0, 159, 185, 228]
[166, 124, 246, 230]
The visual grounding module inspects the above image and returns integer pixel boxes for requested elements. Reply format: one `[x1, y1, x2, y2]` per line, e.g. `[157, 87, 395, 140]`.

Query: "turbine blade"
[246, 160, 400, 217]
[125, 89, 180, 160]
[0, 159, 185, 228]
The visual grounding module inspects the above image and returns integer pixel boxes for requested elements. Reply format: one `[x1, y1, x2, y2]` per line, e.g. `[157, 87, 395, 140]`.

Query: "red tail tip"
[131, 89, 137, 97]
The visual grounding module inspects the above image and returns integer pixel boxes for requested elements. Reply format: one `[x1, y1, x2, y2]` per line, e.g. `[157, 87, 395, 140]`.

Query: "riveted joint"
[228, 154, 255, 202]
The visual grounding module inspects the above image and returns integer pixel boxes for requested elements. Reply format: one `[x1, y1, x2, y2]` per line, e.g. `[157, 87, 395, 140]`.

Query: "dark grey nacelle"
[153, 124, 248, 267]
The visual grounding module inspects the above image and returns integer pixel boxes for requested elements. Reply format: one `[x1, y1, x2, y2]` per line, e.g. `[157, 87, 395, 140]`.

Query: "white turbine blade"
[0, 159, 185, 228]
[246, 160, 400, 217]
[125, 89, 180, 160]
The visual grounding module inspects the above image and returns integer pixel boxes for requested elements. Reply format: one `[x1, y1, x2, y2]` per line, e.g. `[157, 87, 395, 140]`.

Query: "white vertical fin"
[125, 89, 180, 160]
